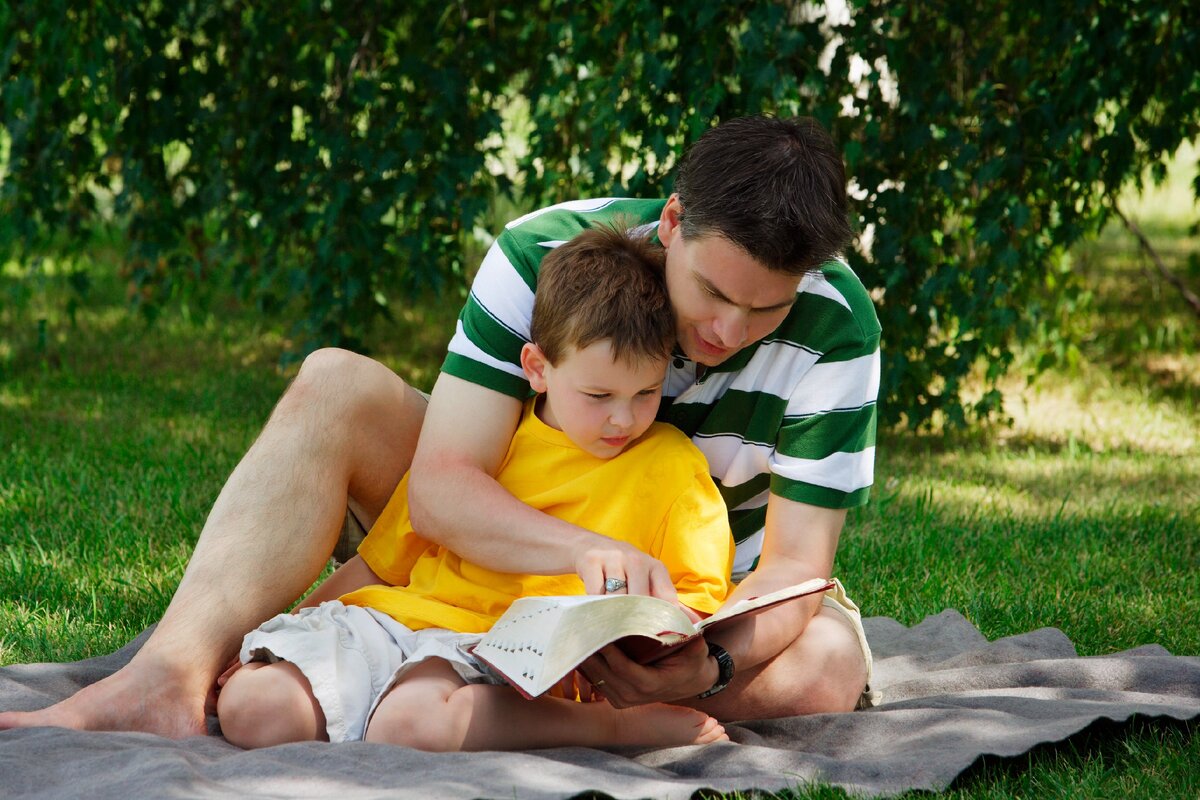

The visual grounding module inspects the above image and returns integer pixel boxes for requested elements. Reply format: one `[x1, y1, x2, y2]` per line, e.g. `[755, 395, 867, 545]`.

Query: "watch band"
[696, 641, 735, 699]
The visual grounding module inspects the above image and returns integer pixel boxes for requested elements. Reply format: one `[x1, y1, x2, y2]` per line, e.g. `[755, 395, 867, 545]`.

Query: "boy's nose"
[608, 404, 634, 427]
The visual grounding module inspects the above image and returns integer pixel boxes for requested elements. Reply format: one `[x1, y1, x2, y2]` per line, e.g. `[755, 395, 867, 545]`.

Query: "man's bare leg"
[691, 605, 869, 721]
[0, 349, 426, 737]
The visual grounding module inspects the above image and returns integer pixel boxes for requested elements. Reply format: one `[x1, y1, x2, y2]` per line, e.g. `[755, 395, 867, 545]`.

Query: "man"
[0, 115, 879, 737]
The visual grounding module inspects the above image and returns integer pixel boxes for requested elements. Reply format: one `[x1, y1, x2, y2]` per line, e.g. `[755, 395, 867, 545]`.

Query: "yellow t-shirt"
[339, 400, 733, 633]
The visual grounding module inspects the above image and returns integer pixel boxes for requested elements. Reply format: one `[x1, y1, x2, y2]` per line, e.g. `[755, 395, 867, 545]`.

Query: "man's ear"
[658, 193, 683, 248]
[521, 342, 550, 392]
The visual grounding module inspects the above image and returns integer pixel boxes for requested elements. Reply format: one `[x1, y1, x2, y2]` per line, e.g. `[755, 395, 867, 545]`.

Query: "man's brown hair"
[673, 115, 852, 274]
[529, 222, 674, 367]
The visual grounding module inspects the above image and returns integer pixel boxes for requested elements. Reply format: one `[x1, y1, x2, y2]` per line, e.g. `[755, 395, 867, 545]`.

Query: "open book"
[472, 577, 834, 699]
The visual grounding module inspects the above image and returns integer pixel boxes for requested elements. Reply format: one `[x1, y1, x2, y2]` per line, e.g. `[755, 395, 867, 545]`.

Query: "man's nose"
[713, 309, 749, 348]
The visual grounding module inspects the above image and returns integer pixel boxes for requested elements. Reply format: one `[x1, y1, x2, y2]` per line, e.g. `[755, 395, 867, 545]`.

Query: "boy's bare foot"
[608, 702, 729, 747]
[0, 657, 209, 739]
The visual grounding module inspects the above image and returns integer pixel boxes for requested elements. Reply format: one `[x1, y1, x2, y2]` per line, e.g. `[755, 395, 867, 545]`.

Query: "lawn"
[1, 216, 1197, 797]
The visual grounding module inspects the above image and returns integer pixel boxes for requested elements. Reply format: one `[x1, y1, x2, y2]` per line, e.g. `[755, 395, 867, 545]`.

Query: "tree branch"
[1111, 201, 1200, 319]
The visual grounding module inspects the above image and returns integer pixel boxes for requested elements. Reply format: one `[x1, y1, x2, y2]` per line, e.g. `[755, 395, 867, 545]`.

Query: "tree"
[3, 0, 1198, 425]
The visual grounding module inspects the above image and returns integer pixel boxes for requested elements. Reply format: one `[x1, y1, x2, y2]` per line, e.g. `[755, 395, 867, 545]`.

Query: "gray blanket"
[2, 610, 1197, 799]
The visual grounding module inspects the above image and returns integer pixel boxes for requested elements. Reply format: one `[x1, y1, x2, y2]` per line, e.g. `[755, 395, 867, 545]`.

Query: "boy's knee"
[365, 686, 473, 752]
[217, 662, 323, 749]
[216, 666, 265, 747]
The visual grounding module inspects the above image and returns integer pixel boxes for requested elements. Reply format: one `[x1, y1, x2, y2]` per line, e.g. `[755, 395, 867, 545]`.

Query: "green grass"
[1, 217, 1197, 796]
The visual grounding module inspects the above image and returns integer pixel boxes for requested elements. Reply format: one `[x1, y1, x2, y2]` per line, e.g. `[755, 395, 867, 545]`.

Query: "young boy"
[216, 223, 736, 751]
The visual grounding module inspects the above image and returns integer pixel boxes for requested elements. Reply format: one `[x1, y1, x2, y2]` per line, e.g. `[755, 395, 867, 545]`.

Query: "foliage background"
[2, 0, 1199, 427]
[2, 4, 1198, 794]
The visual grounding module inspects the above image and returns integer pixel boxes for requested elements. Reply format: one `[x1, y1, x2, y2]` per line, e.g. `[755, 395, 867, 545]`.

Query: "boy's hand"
[580, 637, 714, 707]
[574, 539, 677, 600]
[204, 655, 244, 715]
[215, 656, 243, 688]
[547, 670, 606, 703]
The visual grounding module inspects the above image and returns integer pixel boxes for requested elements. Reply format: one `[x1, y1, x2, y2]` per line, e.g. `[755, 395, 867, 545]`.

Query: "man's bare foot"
[607, 702, 729, 747]
[0, 657, 209, 739]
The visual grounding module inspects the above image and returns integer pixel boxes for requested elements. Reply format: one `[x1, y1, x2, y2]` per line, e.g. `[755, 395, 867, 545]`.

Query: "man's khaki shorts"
[821, 578, 881, 709]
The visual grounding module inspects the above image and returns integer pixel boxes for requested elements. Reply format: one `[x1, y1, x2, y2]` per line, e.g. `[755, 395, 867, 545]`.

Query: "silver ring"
[604, 577, 627, 593]
[592, 679, 606, 689]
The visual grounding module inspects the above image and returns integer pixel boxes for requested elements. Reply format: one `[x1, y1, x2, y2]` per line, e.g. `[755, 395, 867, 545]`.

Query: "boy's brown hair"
[529, 222, 674, 367]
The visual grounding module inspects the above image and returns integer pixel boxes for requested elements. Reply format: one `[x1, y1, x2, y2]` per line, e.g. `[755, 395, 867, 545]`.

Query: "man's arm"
[579, 494, 845, 706]
[706, 495, 844, 668]
[406, 373, 677, 599]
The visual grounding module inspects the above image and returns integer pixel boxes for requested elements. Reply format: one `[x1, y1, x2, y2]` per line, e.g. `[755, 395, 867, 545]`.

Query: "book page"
[473, 594, 699, 697]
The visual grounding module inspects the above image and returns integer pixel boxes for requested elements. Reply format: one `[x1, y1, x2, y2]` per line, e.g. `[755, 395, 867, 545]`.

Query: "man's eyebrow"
[696, 273, 795, 311]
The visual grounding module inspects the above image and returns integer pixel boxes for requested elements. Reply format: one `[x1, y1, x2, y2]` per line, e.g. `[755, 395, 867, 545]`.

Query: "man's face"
[658, 197, 801, 366]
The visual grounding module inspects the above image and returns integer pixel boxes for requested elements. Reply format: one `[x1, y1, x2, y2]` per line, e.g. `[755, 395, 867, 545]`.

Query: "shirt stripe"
[784, 351, 881, 418]
[441, 198, 882, 567]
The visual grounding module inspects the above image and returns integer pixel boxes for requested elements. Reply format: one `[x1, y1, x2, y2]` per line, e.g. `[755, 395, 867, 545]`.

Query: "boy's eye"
[637, 388, 659, 396]
[584, 392, 610, 400]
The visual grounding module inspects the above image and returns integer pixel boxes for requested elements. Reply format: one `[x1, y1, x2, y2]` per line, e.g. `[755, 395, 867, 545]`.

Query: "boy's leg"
[0, 349, 427, 738]
[217, 662, 327, 749]
[365, 659, 728, 751]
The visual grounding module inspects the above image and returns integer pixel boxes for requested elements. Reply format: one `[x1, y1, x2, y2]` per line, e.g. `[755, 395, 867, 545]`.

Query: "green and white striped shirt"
[443, 198, 881, 574]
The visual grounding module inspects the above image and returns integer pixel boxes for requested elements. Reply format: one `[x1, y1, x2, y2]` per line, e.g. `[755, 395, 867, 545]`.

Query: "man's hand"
[574, 539, 678, 600]
[579, 637, 715, 708]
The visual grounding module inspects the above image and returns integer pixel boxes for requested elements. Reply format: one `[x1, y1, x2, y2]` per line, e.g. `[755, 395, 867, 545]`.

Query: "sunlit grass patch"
[1116, 140, 1199, 237]
[1001, 365, 1196, 457]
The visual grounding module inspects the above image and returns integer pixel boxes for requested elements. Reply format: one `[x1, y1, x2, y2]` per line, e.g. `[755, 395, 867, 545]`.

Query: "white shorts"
[239, 601, 505, 743]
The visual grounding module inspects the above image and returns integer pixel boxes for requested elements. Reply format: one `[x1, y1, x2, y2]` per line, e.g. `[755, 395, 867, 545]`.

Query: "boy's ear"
[520, 342, 550, 392]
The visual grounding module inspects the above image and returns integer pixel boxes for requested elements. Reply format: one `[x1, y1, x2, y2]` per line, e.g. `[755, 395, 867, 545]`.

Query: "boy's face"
[658, 196, 801, 366]
[522, 340, 667, 459]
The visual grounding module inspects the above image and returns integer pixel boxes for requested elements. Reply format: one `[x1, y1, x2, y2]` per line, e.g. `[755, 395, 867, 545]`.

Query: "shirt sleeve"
[768, 294, 881, 509]
[440, 230, 538, 399]
[654, 460, 735, 615]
